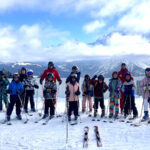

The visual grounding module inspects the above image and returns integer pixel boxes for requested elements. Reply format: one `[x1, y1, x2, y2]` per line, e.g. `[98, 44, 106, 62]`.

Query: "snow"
[0, 96, 150, 150]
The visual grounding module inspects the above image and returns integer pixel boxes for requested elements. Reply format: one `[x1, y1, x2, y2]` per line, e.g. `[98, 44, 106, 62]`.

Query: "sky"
[0, 0, 150, 62]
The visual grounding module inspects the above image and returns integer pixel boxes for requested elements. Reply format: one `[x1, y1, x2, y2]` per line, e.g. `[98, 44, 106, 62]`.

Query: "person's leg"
[109, 97, 114, 117]
[7, 95, 15, 116]
[94, 98, 98, 117]
[16, 96, 21, 116]
[0, 93, 3, 111]
[29, 91, 35, 111]
[100, 98, 105, 117]
[124, 96, 129, 117]
[131, 96, 138, 117]
[82, 96, 86, 112]
[114, 96, 119, 116]
[120, 91, 124, 113]
[24, 91, 29, 112]
[88, 96, 92, 111]
[49, 100, 55, 116]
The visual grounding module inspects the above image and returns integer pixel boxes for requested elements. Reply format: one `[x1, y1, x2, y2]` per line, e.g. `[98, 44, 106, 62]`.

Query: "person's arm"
[55, 69, 62, 84]
[40, 70, 47, 84]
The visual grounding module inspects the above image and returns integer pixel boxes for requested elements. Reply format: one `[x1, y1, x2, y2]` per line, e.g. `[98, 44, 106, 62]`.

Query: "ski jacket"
[23, 77, 38, 91]
[40, 67, 61, 83]
[109, 78, 122, 98]
[122, 80, 135, 96]
[118, 68, 134, 83]
[66, 82, 80, 101]
[44, 80, 57, 100]
[8, 81, 24, 95]
[82, 80, 92, 96]
[91, 80, 108, 98]
[0, 79, 9, 94]
[66, 72, 81, 83]
[19, 74, 27, 82]
[140, 77, 150, 99]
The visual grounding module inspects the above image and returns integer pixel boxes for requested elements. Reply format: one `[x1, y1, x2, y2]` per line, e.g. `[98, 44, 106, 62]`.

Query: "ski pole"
[35, 89, 38, 111]
[66, 96, 69, 144]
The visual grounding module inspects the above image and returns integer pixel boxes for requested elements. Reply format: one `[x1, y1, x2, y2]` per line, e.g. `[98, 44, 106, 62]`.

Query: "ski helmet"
[125, 72, 131, 77]
[98, 75, 104, 81]
[48, 61, 54, 68]
[70, 73, 77, 79]
[47, 73, 54, 78]
[72, 66, 78, 71]
[84, 74, 90, 80]
[27, 70, 33, 76]
[145, 68, 150, 77]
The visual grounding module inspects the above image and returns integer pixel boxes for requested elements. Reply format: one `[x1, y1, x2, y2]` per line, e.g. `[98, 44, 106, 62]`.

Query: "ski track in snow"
[0, 97, 150, 150]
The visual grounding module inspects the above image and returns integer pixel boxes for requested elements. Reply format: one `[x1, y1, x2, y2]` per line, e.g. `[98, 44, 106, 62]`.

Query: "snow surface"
[0, 96, 150, 150]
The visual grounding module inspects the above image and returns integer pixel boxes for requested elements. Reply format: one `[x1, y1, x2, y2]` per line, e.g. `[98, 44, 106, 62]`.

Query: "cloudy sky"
[0, 0, 150, 62]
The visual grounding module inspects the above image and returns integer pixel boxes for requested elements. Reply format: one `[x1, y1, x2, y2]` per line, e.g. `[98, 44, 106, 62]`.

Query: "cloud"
[83, 20, 105, 34]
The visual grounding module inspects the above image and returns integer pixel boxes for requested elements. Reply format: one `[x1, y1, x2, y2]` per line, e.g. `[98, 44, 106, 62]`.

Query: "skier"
[23, 70, 39, 113]
[91, 75, 108, 118]
[0, 73, 9, 111]
[42, 73, 57, 119]
[108, 71, 122, 119]
[6, 73, 24, 121]
[81, 74, 92, 113]
[122, 72, 138, 118]
[65, 74, 80, 121]
[66, 66, 81, 83]
[40, 61, 62, 104]
[118, 63, 134, 113]
[140, 68, 150, 121]
[19, 67, 27, 105]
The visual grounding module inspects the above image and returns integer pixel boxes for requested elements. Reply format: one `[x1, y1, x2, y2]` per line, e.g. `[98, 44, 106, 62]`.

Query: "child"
[81, 74, 92, 113]
[65, 73, 80, 121]
[23, 70, 39, 113]
[7, 73, 24, 121]
[122, 72, 138, 118]
[42, 73, 57, 119]
[108, 72, 122, 119]
[91, 75, 108, 118]
[0, 73, 9, 111]
[140, 68, 150, 121]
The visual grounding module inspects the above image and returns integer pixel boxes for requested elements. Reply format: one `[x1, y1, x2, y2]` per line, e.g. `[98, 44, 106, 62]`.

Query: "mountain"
[0, 54, 150, 78]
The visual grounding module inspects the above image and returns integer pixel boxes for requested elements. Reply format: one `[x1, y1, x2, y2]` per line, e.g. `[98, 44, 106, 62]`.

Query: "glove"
[40, 79, 43, 85]
[34, 85, 39, 89]
[75, 91, 80, 96]
[92, 75, 97, 80]
[24, 85, 28, 88]
[65, 90, 70, 97]
[51, 89, 56, 94]
[115, 89, 119, 94]
[148, 97, 150, 103]
[16, 91, 21, 95]
[59, 80, 62, 85]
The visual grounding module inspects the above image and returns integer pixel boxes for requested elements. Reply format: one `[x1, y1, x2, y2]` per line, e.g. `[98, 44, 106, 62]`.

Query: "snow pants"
[7, 95, 21, 116]
[82, 95, 92, 110]
[109, 96, 119, 115]
[143, 98, 150, 111]
[94, 98, 105, 112]
[68, 101, 78, 117]
[0, 92, 8, 111]
[120, 91, 124, 112]
[24, 90, 35, 110]
[44, 99, 55, 116]
[124, 96, 138, 116]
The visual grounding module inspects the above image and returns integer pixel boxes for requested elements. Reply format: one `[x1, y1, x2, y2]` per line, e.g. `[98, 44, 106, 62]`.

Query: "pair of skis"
[83, 126, 102, 148]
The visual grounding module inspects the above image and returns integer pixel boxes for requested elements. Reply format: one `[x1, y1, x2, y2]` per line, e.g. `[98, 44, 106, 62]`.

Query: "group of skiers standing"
[0, 62, 150, 122]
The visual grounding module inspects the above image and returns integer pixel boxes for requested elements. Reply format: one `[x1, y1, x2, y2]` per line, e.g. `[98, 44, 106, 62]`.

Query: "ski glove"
[34, 85, 39, 89]
[65, 90, 70, 97]
[92, 75, 97, 80]
[75, 91, 80, 96]
[59, 80, 62, 85]
[7, 90, 12, 94]
[16, 90, 22, 95]
[148, 97, 150, 103]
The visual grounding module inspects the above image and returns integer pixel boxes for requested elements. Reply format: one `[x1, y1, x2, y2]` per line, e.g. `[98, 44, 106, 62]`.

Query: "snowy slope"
[0, 96, 150, 150]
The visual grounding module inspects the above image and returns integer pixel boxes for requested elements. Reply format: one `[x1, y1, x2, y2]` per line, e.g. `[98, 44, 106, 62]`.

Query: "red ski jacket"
[118, 68, 134, 83]
[40, 68, 61, 83]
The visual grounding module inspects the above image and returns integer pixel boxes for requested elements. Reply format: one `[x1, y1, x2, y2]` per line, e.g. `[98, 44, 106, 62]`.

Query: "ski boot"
[17, 115, 22, 120]
[142, 111, 149, 122]
[94, 110, 97, 117]
[114, 114, 119, 119]
[31, 108, 36, 112]
[68, 116, 71, 122]
[75, 116, 78, 121]
[24, 109, 28, 113]
[101, 109, 105, 118]
[82, 109, 85, 113]
[49, 115, 54, 119]
[7, 115, 10, 121]
[109, 114, 113, 119]
[42, 114, 48, 119]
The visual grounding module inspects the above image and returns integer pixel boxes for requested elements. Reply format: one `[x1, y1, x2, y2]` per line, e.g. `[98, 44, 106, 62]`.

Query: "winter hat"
[13, 73, 19, 79]
[84, 74, 90, 80]
[21, 67, 26, 71]
[121, 63, 126, 66]
[145, 68, 150, 77]
[47, 73, 54, 78]
[27, 70, 33, 76]
[48, 61, 54, 68]
[72, 66, 78, 71]
[98, 75, 104, 81]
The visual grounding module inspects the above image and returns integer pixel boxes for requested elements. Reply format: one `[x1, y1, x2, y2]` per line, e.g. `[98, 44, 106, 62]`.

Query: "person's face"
[126, 75, 130, 80]
[98, 79, 103, 83]
[72, 77, 76, 82]
[121, 65, 126, 70]
[21, 70, 26, 74]
[14, 77, 19, 81]
[113, 73, 118, 79]
[72, 69, 77, 73]
[48, 77, 53, 81]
